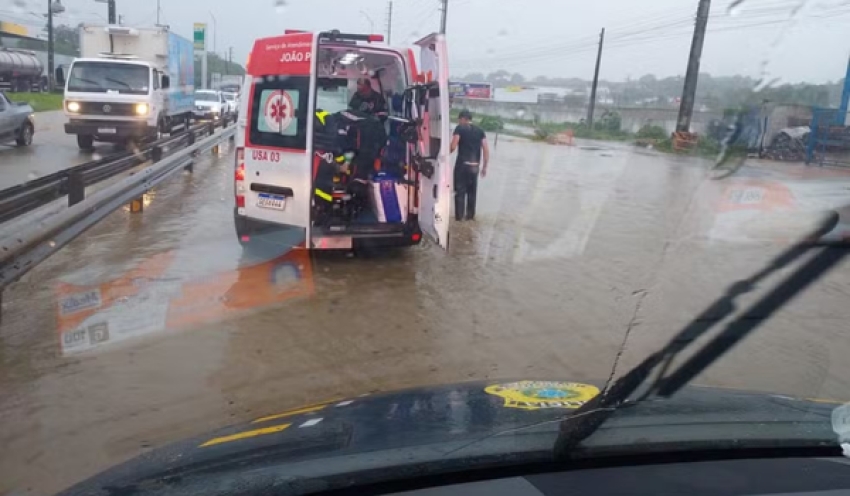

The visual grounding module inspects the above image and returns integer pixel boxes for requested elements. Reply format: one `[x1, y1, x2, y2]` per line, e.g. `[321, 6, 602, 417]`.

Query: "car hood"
[195, 101, 220, 109]
[56, 379, 844, 495]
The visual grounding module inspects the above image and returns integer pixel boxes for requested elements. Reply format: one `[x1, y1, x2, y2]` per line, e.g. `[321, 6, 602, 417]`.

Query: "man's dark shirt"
[349, 90, 388, 116]
[453, 124, 486, 165]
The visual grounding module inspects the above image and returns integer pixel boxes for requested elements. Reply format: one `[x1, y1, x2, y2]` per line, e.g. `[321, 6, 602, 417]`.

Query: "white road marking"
[335, 400, 353, 407]
[299, 418, 323, 428]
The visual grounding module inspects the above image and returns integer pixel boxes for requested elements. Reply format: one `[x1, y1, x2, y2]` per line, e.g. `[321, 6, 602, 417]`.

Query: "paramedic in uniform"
[450, 110, 489, 221]
[349, 78, 388, 120]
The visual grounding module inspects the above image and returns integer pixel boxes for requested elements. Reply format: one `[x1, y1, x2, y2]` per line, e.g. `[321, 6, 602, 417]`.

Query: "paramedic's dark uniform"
[453, 124, 486, 221]
[349, 89, 388, 118]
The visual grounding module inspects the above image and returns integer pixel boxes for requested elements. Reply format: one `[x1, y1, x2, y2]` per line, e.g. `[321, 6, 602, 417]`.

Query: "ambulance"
[233, 30, 451, 251]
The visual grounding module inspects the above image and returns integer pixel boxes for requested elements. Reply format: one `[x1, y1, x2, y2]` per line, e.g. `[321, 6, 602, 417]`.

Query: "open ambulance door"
[415, 34, 451, 250]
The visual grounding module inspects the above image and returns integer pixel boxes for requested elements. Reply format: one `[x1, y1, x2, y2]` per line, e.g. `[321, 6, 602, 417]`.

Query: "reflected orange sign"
[55, 249, 314, 355]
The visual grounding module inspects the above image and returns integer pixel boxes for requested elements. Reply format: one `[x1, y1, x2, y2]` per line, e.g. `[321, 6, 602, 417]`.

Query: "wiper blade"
[554, 210, 846, 460]
[104, 77, 132, 89]
[70, 77, 102, 88]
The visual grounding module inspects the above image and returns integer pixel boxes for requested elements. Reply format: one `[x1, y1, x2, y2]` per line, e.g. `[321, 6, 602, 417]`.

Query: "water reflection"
[55, 248, 314, 355]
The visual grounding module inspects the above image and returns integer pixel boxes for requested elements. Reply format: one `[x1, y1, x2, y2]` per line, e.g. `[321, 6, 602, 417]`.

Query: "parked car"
[0, 92, 35, 147]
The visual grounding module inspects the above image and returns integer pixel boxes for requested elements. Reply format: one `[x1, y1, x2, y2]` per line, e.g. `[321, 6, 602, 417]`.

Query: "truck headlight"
[135, 103, 149, 115]
[66, 101, 80, 112]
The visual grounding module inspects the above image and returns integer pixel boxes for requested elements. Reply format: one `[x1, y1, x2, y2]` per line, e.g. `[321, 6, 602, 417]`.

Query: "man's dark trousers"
[454, 163, 479, 221]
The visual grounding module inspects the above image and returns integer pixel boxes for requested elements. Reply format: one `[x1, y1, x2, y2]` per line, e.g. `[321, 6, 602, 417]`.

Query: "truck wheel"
[77, 134, 94, 151]
[15, 123, 34, 147]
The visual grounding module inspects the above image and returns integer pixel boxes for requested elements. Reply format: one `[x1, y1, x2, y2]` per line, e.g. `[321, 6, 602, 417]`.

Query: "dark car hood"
[57, 379, 844, 495]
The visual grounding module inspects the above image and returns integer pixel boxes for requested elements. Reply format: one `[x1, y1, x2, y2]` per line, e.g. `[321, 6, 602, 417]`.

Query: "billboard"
[449, 81, 492, 100]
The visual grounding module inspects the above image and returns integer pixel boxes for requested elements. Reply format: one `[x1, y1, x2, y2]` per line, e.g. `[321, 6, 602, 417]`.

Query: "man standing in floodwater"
[450, 109, 490, 222]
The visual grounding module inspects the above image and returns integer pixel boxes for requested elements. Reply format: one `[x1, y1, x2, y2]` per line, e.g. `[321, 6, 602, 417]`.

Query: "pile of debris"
[763, 126, 809, 162]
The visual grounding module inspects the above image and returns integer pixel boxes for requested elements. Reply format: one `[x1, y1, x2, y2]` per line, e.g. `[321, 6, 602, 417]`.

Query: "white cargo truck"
[58, 25, 195, 150]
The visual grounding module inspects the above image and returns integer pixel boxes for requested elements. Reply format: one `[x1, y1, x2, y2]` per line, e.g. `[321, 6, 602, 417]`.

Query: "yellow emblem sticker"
[485, 381, 600, 410]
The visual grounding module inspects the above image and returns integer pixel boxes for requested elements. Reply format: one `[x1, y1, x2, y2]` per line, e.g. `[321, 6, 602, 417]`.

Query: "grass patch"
[6, 92, 64, 112]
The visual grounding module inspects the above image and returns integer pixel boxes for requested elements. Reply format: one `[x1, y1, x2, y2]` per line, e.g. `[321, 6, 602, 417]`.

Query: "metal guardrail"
[0, 122, 220, 224]
[0, 125, 236, 293]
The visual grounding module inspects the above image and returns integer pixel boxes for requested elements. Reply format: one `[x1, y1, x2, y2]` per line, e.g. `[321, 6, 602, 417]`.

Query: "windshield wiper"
[70, 77, 102, 88]
[553, 210, 846, 460]
[104, 77, 132, 90]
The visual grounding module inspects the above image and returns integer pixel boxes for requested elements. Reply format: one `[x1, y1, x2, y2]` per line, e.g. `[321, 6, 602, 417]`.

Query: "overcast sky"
[4, 0, 849, 84]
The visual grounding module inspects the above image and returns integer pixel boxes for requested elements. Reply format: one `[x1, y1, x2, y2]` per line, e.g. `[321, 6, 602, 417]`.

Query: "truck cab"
[234, 30, 452, 251]
[59, 25, 195, 150]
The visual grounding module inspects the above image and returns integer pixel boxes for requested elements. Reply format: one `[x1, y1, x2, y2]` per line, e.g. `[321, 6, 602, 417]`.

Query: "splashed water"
[92, 153, 102, 161]
[27, 172, 39, 181]
[726, 0, 746, 15]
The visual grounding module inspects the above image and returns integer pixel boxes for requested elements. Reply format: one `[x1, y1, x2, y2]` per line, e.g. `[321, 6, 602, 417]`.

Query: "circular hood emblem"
[485, 381, 600, 410]
[103, 104, 112, 113]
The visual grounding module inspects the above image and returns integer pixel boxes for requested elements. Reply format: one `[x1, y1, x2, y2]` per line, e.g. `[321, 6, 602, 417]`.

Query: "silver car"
[0, 92, 35, 147]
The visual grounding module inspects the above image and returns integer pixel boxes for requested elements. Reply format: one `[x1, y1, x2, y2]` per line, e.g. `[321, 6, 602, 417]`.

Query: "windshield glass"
[195, 92, 219, 102]
[67, 61, 150, 95]
[5, 2, 850, 495]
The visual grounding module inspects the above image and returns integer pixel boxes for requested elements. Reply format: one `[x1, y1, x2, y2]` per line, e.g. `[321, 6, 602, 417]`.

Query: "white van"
[233, 30, 451, 251]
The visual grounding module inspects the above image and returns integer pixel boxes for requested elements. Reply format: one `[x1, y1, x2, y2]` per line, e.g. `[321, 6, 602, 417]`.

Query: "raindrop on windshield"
[497, 28, 509, 38]
[274, 0, 287, 13]
[11, 0, 26, 11]
[726, 0, 746, 15]
[516, 109, 526, 119]
[486, 47, 496, 58]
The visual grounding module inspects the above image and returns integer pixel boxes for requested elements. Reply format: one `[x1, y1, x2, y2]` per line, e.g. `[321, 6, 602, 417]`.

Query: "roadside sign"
[193, 23, 206, 51]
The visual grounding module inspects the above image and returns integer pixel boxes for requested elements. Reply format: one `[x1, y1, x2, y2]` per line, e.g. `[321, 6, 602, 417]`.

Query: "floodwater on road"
[0, 111, 127, 191]
[3, 138, 850, 495]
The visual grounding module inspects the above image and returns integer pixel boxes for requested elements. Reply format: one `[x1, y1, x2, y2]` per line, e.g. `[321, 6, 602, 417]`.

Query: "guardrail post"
[211, 123, 221, 155]
[185, 131, 196, 172]
[151, 146, 163, 163]
[68, 170, 85, 206]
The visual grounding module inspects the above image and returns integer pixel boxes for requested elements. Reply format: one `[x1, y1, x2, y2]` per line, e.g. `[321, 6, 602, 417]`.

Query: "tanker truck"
[57, 25, 195, 150]
[0, 48, 46, 93]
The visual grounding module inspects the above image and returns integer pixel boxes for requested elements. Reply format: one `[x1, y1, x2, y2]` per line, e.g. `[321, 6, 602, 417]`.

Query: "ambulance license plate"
[257, 193, 286, 210]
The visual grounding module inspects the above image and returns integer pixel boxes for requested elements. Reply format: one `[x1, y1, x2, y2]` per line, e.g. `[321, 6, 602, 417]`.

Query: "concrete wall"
[455, 98, 724, 135]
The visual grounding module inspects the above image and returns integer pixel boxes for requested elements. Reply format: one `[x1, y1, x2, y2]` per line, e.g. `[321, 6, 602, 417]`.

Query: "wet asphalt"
[0, 111, 131, 191]
[3, 132, 850, 494]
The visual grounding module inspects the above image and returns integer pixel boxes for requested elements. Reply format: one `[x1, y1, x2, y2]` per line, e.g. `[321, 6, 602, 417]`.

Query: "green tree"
[194, 52, 246, 88]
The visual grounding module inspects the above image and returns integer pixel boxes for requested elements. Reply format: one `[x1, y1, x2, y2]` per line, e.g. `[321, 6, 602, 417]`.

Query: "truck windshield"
[68, 62, 150, 95]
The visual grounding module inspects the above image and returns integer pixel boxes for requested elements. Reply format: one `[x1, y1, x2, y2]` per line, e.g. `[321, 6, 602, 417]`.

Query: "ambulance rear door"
[415, 34, 451, 250]
[243, 32, 318, 237]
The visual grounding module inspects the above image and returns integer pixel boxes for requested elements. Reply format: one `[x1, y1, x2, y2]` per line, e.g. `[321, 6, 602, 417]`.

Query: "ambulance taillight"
[235, 147, 246, 209]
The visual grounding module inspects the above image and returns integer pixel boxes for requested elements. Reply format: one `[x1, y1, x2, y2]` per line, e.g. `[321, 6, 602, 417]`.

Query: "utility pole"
[440, 0, 448, 34]
[587, 27, 605, 128]
[46, 0, 65, 92]
[108, 0, 116, 24]
[227, 46, 233, 75]
[676, 0, 711, 133]
[156, 0, 161, 25]
[386, 1, 393, 44]
[47, 0, 55, 92]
